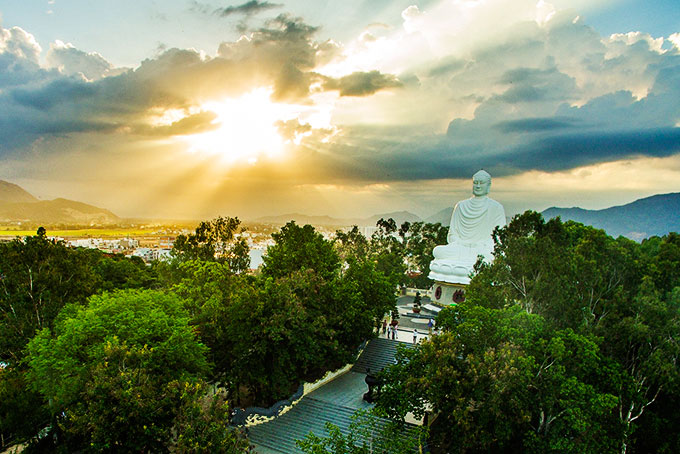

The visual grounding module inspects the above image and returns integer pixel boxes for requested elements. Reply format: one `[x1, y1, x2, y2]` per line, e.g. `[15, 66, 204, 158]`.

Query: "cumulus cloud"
[1, 0, 680, 219]
[0, 25, 52, 90]
[275, 118, 311, 142]
[0, 25, 41, 62]
[46, 40, 118, 80]
[670, 33, 680, 50]
[0, 16, 404, 153]
[285, 4, 680, 186]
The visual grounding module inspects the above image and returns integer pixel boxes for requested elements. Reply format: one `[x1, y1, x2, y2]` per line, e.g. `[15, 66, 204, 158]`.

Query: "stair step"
[351, 338, 412, 373]
[249, 338, 417, 453]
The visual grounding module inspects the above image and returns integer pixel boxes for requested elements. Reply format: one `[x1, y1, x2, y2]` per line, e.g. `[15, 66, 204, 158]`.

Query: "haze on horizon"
[0, 0, 679, 221]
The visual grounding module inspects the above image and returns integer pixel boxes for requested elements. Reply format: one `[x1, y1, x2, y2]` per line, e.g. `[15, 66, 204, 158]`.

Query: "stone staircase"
[248, 397, 357, 453]
[247, 337, 416, 453]
[351, 336, 413, 374]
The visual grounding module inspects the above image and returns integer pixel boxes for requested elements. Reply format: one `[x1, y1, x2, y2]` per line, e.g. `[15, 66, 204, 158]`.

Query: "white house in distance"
[131, 248, 172, 263]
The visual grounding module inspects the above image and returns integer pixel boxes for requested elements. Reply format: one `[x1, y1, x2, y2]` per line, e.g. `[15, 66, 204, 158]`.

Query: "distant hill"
[254, 211, 422, 227]
[542, 193, 680, 240]
[0, 181, 120, 226]
[425, 206, 452, 225]
[0, 180, 39, 203]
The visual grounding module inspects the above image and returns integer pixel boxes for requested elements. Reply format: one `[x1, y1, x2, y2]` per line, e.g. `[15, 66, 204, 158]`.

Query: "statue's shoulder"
[487, 197, 506, 215]
[487, 197, 503, 208]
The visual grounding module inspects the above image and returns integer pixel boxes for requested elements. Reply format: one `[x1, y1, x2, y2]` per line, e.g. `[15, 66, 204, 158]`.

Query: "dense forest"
[376, 212, 680, 454]
[1, 213, 678, 453]
[0, 218, 408, 452]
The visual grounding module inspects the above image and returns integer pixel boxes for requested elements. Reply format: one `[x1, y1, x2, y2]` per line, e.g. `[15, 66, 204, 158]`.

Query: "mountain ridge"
[0, 180, 39, 203]
[541, 192, 680, 240]
[0, 181, 120, 226]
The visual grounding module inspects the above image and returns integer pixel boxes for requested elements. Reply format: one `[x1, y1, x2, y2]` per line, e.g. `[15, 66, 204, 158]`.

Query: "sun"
[181, 88, 296, 163]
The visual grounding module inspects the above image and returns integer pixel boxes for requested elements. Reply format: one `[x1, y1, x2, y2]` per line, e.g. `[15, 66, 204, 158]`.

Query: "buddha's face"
[472, 177, 490, 196]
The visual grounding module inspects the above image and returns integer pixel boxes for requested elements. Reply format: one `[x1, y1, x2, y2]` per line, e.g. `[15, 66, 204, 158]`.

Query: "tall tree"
[369, 218, 407, 287]
[334, 226, 370, 264]
[262, 221, 340, 281]
[378, 302, 620, 453]
[25, 289, 232, 453]
[172, 216, 250, 273]
[0, 230, 96, 366]
[375, 212, 680, 453]
[401, 221, 448, 288]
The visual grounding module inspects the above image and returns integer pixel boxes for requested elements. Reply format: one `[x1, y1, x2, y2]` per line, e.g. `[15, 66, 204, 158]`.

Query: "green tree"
[647, 232, 680, 296]
[597, 278, 680, 454]
[340, 258, 398, 337]
[262, 221, 340, 281]
[0, 231, 97, 366]
[171, 257, 392, 406]
[165, 220, 397, 407]
[369, 218, 407, 288]
[25, 289, 216, 453]
[296, 410, 426, 454]
[0, 232, 159, 448]
[172, 217, 250, 273]
[170, 382, 252, 454]
[401, 221, 448, 289]
[467, 212, 639, 330]
[446, 212, 680, 453]
[92, 253, 158, 292]
[378, 302, 620, 453]
[334, 226, 370, 264]
[0, 231, 97, 447]
[0, 367, 48, 450]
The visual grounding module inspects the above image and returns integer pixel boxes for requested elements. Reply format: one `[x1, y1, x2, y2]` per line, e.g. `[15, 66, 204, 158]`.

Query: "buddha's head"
[472, 170, 491, 197]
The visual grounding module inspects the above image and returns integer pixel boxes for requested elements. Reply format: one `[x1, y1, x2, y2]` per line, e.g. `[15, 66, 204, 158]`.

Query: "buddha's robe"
[429, 196, 506, 284]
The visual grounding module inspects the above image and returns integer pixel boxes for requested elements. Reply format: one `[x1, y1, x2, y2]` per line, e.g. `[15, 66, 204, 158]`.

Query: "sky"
[0, 0, 679, 221]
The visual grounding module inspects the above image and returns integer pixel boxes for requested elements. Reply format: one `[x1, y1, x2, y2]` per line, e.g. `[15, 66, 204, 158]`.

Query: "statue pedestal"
[430, 281, 467, 307]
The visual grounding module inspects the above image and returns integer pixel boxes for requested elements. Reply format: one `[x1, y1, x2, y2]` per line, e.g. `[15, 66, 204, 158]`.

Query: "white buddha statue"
[429, 170, 506, 284]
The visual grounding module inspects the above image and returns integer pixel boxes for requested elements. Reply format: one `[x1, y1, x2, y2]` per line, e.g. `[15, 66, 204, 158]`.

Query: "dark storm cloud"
[0, 52, 53, 89]
[322, 71, 403, 96]
[494, 117, 578, 133]
[213, 1, 282, 17]
[508, 127, 680, 172]
[298, 125, 680, 185]
[217, 14, 320, 101]
[0, 113, 118, 151]
[11, 78, 98, 110]
[296, 46, 680, 184]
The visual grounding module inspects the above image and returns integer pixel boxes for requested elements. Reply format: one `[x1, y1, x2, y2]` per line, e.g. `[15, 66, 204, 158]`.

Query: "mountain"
[254, 211, 422, 227]
[0, 180, 39, 203]
[542, 193, 680, 240]
[425, 206, 453, 225]
[0, 181, 120, 226]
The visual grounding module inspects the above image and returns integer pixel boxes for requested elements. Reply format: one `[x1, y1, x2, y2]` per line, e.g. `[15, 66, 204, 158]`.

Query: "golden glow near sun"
[174, 87, 333, 164]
